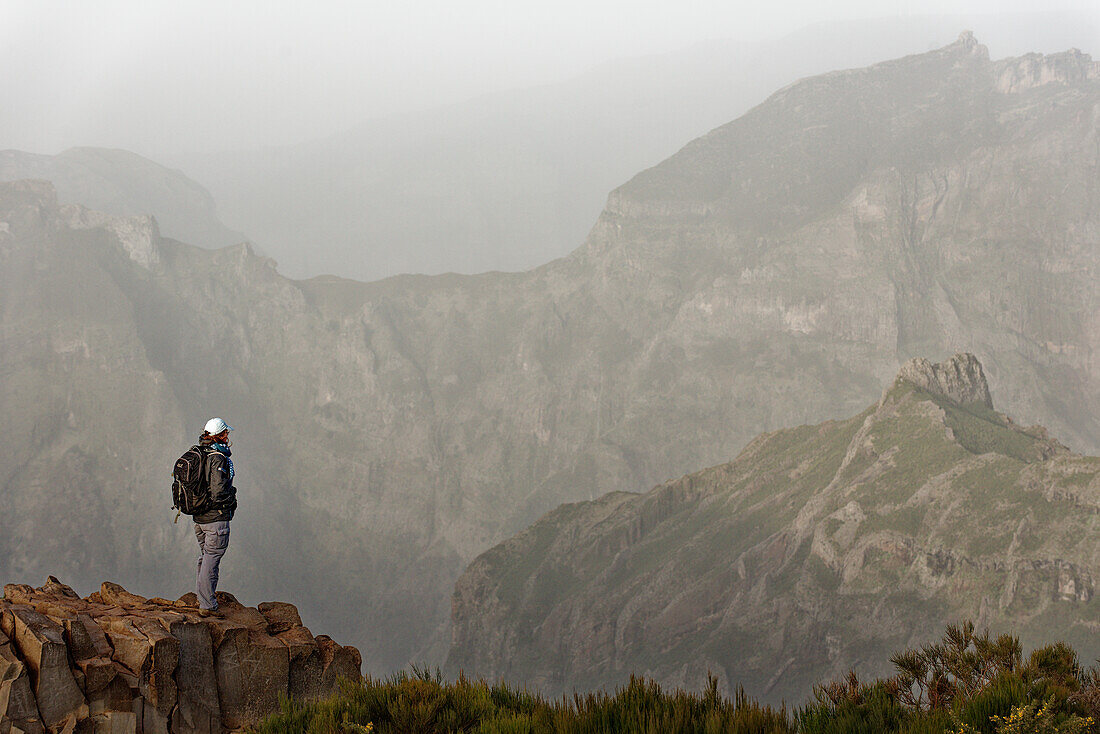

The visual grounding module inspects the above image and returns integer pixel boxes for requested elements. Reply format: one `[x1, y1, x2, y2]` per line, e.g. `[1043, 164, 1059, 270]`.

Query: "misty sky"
[3, 0, 1099, 158]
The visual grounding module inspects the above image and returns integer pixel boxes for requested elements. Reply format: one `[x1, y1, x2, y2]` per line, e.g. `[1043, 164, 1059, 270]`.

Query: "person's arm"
[207, 454, 232, 508]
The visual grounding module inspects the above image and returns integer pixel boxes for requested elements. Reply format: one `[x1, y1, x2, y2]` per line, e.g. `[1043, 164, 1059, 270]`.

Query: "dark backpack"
[172, 446, 211, 515]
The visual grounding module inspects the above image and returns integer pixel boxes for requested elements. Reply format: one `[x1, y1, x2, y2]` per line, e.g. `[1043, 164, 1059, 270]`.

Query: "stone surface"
[130, 695, 167, 734]
[278, 627, 324, 703]
[129, 620, 177, 727]
[0, 640, 44, 734]
[165, 621, 218, 734]
[211, 594, 266, 631]
[73, 660, 115, 697]
[96, 587, 145, 612]
[63, 619, 111, 664]
[0, 581, 359, 733]
[38, 582, 76, 603]
[90, 711, 136, 734]
[316, 636, 362, 689]
[213, 629, 288, 729]
[5, 608, 87, 729]
[100, 622, 148, 680]
[85, 669, 132, 718]
[256, 603, 302, 635]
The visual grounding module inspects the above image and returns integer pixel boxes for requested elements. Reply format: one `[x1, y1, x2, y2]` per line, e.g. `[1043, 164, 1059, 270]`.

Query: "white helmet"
[204, 418, 234, 435]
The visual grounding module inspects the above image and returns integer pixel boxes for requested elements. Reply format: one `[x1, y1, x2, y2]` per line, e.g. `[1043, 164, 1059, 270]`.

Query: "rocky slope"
[2, 36, 1099, 674]
[0, 578, 359, 733]
[446, 354, 1100, 702]
[0, 148, 243, 250]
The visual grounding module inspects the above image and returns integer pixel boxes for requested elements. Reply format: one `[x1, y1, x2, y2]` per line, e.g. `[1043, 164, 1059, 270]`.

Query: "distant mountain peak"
[994, 45, 1100, 93]
[0, 148, 245, 250]
[893, 353, 993, 409]
[955, 30, 981, 52]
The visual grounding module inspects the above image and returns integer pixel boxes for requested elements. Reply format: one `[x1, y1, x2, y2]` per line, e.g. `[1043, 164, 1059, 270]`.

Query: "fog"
[5, 0, 1100, 699]
[3, 1, 1098, 158]
[2, 2, 1099, 281]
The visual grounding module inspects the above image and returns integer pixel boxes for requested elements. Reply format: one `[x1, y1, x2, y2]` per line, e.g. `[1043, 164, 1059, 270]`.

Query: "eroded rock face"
[893, 353, 993, 408]
[0, 578, 361, 734]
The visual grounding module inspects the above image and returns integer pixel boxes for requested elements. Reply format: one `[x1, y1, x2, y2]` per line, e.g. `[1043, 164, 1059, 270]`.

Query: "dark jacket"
[193, 444, 237, 524]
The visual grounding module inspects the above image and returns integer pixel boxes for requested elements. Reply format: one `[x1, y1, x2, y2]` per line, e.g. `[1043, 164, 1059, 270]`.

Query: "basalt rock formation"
[447, 354, 1098, 702]
[2, 35, 1100, 674]
[0, 579, 360, 733]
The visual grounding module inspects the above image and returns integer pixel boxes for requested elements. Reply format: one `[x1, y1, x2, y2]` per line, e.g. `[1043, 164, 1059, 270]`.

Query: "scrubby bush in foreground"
[256, 624, 1100, 733]
[801, 623, 1097, 734]
[255, 667, 793, 734]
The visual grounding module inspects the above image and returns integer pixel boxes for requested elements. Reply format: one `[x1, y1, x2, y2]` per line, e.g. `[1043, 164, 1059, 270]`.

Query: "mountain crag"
[0, 578, 361, 734]
[892, 352, 993, 408]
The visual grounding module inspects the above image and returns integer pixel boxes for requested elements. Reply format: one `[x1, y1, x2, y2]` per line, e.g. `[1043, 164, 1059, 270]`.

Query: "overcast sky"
[2, 0, 1098, 157]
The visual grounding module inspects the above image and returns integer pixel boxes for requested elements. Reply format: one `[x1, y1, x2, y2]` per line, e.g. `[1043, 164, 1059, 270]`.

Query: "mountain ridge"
[0, 148, 244, 251]
[172, 17, 1099, 281]
[446, 354, 1100, 702]
[0, 577, 360, 733]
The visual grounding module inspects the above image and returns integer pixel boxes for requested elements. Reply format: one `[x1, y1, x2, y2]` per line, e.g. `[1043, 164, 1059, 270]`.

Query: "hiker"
[191, 418, 238, 616]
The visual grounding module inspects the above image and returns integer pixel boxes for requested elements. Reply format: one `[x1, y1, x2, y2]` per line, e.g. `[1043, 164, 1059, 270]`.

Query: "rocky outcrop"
[0, 148, 244, 250]
[0, 579, 360, 734]
[994, 47, 1100, 93]
[892, 353, 993, 408]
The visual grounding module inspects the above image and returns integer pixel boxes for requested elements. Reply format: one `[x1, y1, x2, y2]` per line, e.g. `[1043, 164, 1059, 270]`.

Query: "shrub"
[255, 671, 795, 734]
[799, 680, 911, 734]
[890, 622, 1021, 711]
[953, 698, 1094, 734]
[949, 672, 1027, 733]
[255, 623, 1100, 734]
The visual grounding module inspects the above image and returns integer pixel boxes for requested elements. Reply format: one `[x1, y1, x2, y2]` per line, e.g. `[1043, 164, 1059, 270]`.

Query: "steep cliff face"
[446, 355, 1099, 702]
[0, 148, 244, 249]
[0, 578, 360, 733]
[2, 36, 1100, 674]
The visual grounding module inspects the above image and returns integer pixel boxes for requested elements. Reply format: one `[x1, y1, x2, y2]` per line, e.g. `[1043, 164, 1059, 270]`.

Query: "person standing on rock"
[192, 417, 238, 617]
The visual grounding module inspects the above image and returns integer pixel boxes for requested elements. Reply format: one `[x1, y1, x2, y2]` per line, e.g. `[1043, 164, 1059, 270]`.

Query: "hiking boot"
[198, 608, 221, 618]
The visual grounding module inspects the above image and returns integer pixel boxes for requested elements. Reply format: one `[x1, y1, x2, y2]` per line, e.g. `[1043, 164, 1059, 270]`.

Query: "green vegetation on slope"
[932, 394, 1051, 463]
[256, 669, 791, 734]
[258, 624, 1100, 734]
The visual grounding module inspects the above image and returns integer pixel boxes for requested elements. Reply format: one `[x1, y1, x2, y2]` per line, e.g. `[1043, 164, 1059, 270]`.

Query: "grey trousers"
[194, 520, 231, 611]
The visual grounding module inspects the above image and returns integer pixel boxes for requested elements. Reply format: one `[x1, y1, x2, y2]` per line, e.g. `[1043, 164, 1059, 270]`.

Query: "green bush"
[798, 681, 911, 734]
[255, 671, 795, 734]
[949, 672, 1028, 733]
[954, 698, 1094, 734]
[255, 623, 1100, 734]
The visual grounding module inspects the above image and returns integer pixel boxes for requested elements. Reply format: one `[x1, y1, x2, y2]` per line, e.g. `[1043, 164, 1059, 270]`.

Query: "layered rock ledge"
[0, 578, 361, 734]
